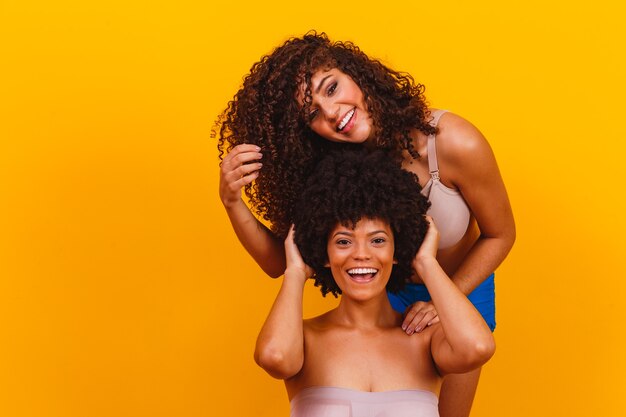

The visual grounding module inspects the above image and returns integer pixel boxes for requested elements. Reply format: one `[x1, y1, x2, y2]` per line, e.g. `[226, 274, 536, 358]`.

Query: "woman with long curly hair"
[214, 32, 515, 417]
[255, 149, 495, 417]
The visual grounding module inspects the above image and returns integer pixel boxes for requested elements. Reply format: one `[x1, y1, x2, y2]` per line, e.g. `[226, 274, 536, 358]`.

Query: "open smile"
[346, 267, 379, 283]
[337, 108, 356, 132]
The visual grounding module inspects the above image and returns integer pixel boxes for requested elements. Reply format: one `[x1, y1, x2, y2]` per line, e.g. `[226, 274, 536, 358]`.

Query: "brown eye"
[372, 237, 386, 245]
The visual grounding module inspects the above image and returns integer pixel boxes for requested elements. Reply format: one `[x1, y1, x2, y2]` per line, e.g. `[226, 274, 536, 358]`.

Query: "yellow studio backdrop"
[1, 1, 625, 416]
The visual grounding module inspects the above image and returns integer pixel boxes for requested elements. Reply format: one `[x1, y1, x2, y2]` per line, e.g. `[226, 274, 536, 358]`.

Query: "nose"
[352, 242, 372, 260]
[320, 102, 339, 121]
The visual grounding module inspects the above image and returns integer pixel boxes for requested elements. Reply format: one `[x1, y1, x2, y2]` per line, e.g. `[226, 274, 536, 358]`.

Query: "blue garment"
[387, 273, 496, 332]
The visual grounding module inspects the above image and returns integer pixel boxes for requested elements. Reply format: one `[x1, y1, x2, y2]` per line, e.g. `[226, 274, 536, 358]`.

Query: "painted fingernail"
[255, 146, 261, 151]
[415, 326, 422, 333]
[402, 324, 407, 331]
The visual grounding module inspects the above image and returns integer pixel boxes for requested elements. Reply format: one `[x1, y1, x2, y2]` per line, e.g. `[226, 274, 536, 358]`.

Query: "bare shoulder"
[303, 310, 336, 333]
[434, 111, 498, 180]
[436, 112, 493, 157]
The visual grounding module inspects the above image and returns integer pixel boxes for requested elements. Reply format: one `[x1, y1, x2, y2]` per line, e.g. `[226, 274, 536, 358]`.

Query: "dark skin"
[255, 219, 496, 402]
[220, 58, 514, 417]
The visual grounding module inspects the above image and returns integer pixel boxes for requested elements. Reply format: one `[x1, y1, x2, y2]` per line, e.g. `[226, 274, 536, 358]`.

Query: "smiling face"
[326, 218, 396, 301]
[301, 68, 374, 144]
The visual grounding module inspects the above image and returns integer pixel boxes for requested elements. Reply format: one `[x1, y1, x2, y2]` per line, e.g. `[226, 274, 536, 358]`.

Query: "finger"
[413, 310, 438, 333]
[229, 143, 261, 155]
[226, 143, 261, 159]
[286, 225, 296, 243]
[231, 150, 263, 167]
[403, 301, 428, 316]
[402, 310, 418, 332]
[231, 162, 263, 179]
[284, 226, 306, 269]
[406, 310, 432, 334]
[415, 216, 440, 261]
[222, 162, 262, 186]
[427, 315, 441, 327]
[226, 170, 260, 192]
[223, 150, 263, 169]
[222, 145, 263, 170]
[402, 302, 427, 331]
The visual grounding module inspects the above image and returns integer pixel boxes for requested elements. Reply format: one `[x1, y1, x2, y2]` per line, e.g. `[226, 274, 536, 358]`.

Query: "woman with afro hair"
[215, 32, 515, 416]
[255, 149, 495, 417]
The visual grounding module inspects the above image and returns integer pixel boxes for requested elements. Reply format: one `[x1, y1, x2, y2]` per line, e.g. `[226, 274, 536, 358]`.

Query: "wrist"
[413, 255, 439, 277]
[222, 196, 245, 211]
[284, 267, 308, 284]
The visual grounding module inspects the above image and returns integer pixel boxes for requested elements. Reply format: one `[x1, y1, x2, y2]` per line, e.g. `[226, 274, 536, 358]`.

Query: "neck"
[410, 128, 428, 155]
[333, 293, 400, 330]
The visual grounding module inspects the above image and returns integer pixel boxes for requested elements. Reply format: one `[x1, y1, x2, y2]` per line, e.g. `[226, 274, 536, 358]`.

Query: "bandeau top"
[290, 386, 439, 417]
[421, 110, 471, 249]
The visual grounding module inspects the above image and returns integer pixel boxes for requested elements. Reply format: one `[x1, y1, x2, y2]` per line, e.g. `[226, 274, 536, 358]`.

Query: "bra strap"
[427, 110, 448, 181]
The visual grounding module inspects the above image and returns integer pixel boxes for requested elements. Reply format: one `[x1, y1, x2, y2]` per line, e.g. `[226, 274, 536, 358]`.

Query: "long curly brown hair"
[214, 31, 436, 238]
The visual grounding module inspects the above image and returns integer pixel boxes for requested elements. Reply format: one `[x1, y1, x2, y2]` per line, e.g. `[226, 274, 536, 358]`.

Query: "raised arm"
[219, 144, 286, 277]
[413, 218, 496, 375]
[254, 227, 307, 379]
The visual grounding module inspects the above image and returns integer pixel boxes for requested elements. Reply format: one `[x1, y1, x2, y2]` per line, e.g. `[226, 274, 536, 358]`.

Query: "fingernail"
[255, 146, 261, 151]
[415, 326, 422, 333]
[402, 324, 407, 331]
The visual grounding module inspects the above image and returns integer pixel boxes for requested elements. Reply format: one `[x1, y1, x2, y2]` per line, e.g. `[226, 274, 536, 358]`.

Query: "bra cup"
[422, 181, 470, 250]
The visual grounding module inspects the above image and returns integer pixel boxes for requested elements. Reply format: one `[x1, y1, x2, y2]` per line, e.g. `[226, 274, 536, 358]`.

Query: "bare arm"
[401, 114, 515, 333]
[220, 144, 286, 277]
[439, 113, 516, 294]
[414, 218, 496, 375]
[254, 228, 307, 379]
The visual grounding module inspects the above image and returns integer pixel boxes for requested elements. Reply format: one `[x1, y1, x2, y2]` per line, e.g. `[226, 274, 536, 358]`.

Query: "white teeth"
[338, 109, 355, 131]
[347, 268, 378, 275]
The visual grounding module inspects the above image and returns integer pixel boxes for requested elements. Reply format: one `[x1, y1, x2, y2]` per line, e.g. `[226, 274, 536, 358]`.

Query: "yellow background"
[2, 1, 625, 416]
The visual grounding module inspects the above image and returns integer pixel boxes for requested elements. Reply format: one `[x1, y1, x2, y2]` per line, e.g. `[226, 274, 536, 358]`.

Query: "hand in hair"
[219, 144, 263, 208]
[413, 215, 440, 264]
[284, 226, 314, 282]
[402, 216, 441, 334]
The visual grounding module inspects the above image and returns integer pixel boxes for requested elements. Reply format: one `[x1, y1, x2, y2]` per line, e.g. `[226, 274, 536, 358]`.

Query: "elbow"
[504, 220, 516, 252]
[476, 336, 496, 363]
[254, 344, 302, 379]
[261, 259, 287, 278]
[466, 335, 496, 368]
[507, 225, 516, 250]
[266, 268, 284, 279]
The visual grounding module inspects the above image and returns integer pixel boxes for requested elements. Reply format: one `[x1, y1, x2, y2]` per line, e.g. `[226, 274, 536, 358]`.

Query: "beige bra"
[421, 110, 471, 249]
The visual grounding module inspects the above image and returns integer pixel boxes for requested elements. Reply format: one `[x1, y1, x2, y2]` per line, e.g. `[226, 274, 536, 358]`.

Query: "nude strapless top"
[421, 110, 471, 249]
[290, 386, 439, 417]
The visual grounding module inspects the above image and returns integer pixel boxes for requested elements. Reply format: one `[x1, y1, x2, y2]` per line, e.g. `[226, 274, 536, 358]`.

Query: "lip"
[336, 108, 356, 133]
[345, 266, 378, 283]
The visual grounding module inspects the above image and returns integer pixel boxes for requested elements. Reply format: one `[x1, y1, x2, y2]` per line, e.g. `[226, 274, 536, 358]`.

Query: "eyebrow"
[315, 74, 333, 94]
[331, 230, 390, 238]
